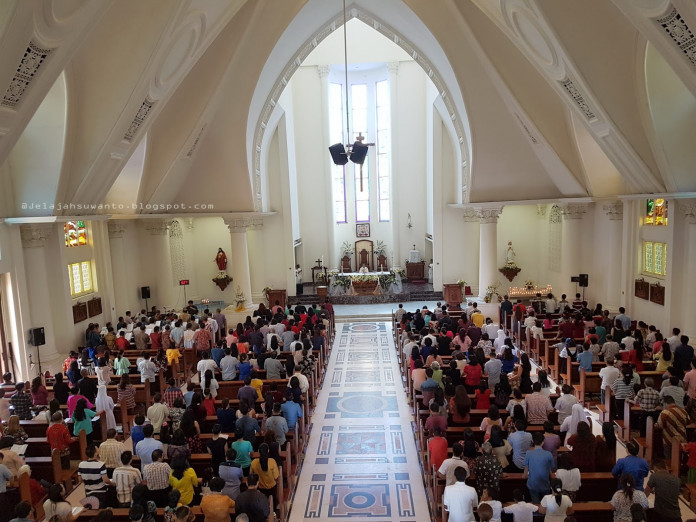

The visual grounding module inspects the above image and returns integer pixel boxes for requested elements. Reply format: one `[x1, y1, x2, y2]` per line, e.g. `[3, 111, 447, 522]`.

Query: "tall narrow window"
[376, 80, 391, 221]
[354, 158, 370, 222]
[68, 261, 94, 297]
[643, 241, 667, 276]
[329, 83, 346, 223]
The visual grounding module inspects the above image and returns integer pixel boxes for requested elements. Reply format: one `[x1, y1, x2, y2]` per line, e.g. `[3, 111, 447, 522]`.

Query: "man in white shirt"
[523, 311, 537, 329]
[138, 354, 157, 383]
[402, 334, 418, 360]
[394, 304, 406, 322]
[146, 393, 169, 434]
[545, 293, 557, 314]
[220, 349, 239, 381]
[197, 351, 218, 384]
[438, 443, 469, 486]
[554, 384, 578, 423]
[289, 367, 309, 395]
[599, 357, 620, 403]
[484, 357, 503, 390]
[666, 327, 681, 350]
[443, 466, 478, 522]
[503, 489, 538, 522]
[484, 319, 499, 341]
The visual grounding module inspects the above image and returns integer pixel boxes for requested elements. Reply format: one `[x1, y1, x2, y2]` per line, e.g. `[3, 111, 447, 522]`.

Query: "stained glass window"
[64, 220, 87, 247]
[68, 261, 94, 296]
[644, 241, 666, 276]
[645, 199, 668, 225]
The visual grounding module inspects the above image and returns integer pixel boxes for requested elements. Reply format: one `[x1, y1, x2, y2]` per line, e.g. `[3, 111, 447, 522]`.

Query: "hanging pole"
[343, 0, 350, 148]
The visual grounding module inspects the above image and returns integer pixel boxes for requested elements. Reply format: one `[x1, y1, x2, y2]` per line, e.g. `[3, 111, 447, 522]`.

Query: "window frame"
[643, 241, 667, 277]
[68, 260, 96, 297]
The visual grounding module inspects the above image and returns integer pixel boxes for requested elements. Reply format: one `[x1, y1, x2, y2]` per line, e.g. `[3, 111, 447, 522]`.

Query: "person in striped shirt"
[658, 395, 689, 459]
[77, 445, 114, 508]
[112, 451, 142, 506]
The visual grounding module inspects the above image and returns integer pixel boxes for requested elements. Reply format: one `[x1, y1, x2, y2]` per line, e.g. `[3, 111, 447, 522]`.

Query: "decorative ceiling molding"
[656, 6, 696, 67]
[143, 218, 171, 235]
[472, 0, 664, 193]
[107, 222, 126, 238]
[561, 203, 587, 220]
[1, 41, 54, 110]
[20, 223, 54, 248]
[252, 6, 471, 212]
[67, 1, 247, 206]
[602, 201, 624, 220]
[679, 200, 696, 224]
[461, 205, 504, 223]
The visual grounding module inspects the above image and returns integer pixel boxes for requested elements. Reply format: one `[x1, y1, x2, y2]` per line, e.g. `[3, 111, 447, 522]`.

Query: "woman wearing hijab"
[493, 330, 506, 355]
[95, 384, 116, 431]
[560, 404, 586, 445]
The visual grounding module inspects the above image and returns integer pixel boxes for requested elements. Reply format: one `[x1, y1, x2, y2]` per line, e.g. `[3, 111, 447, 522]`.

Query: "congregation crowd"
[0, 299, 334, 522]
[395, 296, 694, 522]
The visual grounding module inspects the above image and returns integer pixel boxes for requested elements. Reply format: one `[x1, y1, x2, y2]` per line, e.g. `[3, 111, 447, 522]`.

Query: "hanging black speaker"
[349, 142, 368, 165]
[329, 143, 349, 165]
[578, 274, 589, 287]
[141, 286, 151, 299]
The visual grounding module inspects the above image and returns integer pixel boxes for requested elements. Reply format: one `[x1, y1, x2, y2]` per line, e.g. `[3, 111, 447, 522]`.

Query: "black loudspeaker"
[29, 327, 45, 347]
[141, 286, 151, 299]
[349, 142, 368, 165]
[329, 143, 349, 165]
[579, 274, 589, 287]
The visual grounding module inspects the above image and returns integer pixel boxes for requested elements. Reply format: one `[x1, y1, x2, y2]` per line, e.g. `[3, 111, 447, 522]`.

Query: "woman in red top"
[475, 382, 491, 409]
[462, 355, 482, 393]
[620, 342, 644, 371]
[449, 385, 471, 425]
[567, 421, 596, 472]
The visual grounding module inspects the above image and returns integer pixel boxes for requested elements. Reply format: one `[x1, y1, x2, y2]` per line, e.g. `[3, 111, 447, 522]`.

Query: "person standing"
[143, 449, 172, 508]
[538, 478, 573, 522]
[443, 466, 478, 522]
[235, 473, 270, 521]
[112, 451, 142, 507]
[295, 264, 303, 295]
[78, 445, 114, 508]
[523, 432, 556, 503]
[645, 470, 682, 522]
[657, 395, 689, 459]
[611, 441, 649, 491]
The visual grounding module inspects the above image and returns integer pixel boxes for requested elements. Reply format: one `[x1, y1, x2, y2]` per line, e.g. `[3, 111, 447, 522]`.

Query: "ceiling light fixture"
[328, 0, 373, 191]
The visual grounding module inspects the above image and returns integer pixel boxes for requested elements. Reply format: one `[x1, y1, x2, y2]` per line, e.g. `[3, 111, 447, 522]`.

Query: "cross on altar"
[315, 258, 323, 267]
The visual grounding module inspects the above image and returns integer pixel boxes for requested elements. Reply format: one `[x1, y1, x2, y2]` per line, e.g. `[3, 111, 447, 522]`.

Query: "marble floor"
[288, 321, 430, 521]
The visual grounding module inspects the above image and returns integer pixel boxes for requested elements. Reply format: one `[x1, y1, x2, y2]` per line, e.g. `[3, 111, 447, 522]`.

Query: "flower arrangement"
[374, 240, 387, 257]
[484, 282, 502, 303]
[212, 274, 233, 291]
[392, 268, 405, 278]
[340, 241, 354, 258]
[331, 275, 352, 289]
[316, 272, 328, 283]
[524, 279, 535, 290]
[456, 279, 468, 288]
[234, 285, 246, 311]
[262, 286, 272, 304]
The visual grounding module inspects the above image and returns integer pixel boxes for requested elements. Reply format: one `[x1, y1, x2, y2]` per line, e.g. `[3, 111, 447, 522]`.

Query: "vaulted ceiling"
[0, 0, 694, 218]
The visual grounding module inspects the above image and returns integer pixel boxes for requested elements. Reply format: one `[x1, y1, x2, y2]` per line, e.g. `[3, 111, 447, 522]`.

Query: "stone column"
[143, 219, 173, 308]
[680, 201, 696, 333]
[476, 207, 503, 299]
[223, 217, 253, 306]
[602, 202, 623, 308]
[561, 203, 587, 293]
[20, 223, 56, 377]
[317, 65, 336, 268]
[108, 221, 128, 314]
[388, 61, 401, 268]
[246, 217, 265, 303]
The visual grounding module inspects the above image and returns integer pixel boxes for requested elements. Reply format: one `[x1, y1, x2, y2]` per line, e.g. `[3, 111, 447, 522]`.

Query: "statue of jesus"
[215, 248, 227, 271]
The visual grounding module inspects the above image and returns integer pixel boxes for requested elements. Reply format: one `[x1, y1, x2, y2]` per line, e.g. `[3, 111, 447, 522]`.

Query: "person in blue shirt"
[280, 398, 303, 430]
[523, 431, 556, 502]
[612, 440, 650, 491]
[211, 341, 225, 367]
[183, 382, 195, 407]
[130, 414, 146, 452]
[508, 419, 533, 472]
[576, 345, 594, 372]
[135, 424, 163, 466]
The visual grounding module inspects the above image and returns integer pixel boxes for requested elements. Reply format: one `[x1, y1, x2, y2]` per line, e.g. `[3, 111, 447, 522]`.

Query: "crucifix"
[315, 257, 323, 267]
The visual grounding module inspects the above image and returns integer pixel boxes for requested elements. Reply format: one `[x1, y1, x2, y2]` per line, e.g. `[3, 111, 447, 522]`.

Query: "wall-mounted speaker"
[29, 327, 45, 347]
[141, 286, 151, 299]
[578, 274, 589, 287]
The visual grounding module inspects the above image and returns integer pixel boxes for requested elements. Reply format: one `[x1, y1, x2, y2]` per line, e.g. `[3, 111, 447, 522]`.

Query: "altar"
[328, 270, 403, 296]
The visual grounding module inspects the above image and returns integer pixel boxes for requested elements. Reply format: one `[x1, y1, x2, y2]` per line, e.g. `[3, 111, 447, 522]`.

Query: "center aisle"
[289, 321, 430, 521]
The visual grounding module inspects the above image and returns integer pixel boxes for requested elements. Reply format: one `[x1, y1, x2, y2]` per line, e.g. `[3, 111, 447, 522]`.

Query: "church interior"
[0, 0, 695, 520]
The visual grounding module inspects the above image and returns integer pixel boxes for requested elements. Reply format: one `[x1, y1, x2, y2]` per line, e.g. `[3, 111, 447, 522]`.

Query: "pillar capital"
[143, 218, 170, 235]
[223, 217, 254, 233]
[561, 203, 587, 220]
[462, 205, 504, 224]
[108, 222, 126, 238]
[317, 65, 330, 78]
[537, 204, 547, 218]
[387, 61, 399, 75]
[679, 200, 696, 224]
[602, 201, 623, 220]
[20, 223, 54, 248]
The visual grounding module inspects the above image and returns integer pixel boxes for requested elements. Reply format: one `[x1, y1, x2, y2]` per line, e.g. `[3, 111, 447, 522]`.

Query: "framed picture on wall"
[356, 223, 370, 237]
[72, 302, 88, 324]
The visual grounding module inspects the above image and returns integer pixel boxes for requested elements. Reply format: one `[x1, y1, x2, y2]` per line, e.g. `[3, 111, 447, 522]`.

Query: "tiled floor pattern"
[289, 322, 430, 521]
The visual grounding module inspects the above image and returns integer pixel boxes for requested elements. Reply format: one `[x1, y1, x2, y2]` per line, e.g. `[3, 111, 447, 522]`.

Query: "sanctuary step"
[289, 290, 443, 306]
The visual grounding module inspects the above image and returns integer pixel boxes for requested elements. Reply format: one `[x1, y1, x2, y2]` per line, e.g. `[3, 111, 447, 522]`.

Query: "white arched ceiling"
[5, 72, 66, 216]
[247, 0, 472, 211]
[104, 133, 148, 213]
[645, 42, 696, 192]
